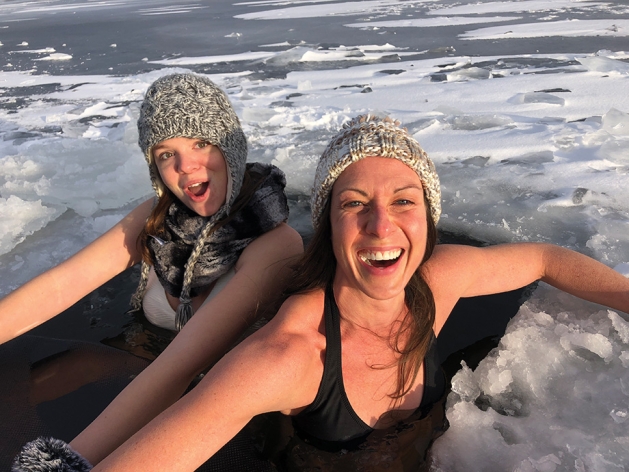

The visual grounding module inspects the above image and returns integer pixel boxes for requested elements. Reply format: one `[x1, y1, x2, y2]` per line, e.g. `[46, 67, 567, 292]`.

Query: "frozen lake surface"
[1, 0, 629, 470]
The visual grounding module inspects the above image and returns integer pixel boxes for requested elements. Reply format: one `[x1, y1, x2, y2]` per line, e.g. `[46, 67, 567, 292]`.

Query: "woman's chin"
[180, 192, 224, 217]
[339, 274, 407, 301]
[190, 203, 219, 218]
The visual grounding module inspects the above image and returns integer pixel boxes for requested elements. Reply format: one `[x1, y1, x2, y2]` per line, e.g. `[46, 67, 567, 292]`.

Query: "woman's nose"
[365, 205, 393, 238]
[175, 151, 200, 174]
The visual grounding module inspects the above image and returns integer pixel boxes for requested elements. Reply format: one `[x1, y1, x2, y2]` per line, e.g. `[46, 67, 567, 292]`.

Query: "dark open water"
[1, 0, 627, 77]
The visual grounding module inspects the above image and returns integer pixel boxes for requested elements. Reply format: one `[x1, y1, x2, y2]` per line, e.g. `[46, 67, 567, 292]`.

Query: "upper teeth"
[359, 249, 402, 262]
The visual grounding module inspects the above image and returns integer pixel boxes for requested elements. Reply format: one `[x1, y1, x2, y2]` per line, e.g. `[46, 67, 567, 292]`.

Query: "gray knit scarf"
[130, 162, 289, 330]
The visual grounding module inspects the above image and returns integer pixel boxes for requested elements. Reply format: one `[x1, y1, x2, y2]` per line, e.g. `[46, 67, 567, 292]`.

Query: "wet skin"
[152, 137, 228, 217]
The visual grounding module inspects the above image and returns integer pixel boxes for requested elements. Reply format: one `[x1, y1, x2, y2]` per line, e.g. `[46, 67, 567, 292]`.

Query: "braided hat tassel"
[174, 214, 220, 331]
[175, 298, 193, 331]
[128, 261, 151, 312]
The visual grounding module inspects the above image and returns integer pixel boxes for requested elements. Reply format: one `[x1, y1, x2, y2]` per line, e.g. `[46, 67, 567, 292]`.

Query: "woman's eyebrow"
[336, 184, 423, 197]
[336, 187, 368, 197]
[394, 184, 423, 193]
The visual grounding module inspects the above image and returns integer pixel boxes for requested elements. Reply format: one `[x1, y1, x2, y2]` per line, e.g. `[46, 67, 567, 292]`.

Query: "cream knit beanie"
[311, 114, 441, 229]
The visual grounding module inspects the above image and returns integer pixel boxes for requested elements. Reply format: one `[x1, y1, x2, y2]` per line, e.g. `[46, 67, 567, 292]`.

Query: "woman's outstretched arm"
[92, 292, 322, 471]
[70, 223, 303, 465]
[0, 199, 152, 345]
[427, 243, 629, 334]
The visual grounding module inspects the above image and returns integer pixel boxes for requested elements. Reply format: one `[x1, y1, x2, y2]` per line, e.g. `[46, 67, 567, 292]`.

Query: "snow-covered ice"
[0, 0, 628, 469]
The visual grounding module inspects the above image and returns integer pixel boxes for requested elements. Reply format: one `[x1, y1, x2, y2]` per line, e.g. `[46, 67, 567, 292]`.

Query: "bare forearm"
[91, 313, 317, 472]
[92, 385, 244, 472]
[0, 269, 75, 344]
[69, 304, 243, 465]
[70, 362, 195, 465]
[541, 244, 629, 314]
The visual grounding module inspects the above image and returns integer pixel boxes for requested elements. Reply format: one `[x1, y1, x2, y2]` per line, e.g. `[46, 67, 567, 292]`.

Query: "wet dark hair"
[285, 194, 438, 400]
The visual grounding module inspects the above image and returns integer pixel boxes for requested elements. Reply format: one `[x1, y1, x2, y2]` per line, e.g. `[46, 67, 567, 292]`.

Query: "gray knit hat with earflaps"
[130, 73, 248, 330]
[311, 114, 441, 229]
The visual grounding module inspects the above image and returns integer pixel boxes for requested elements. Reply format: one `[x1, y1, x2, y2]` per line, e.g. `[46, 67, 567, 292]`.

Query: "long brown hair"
[137, 166, 268, 264]
[285, 195, 437, 400]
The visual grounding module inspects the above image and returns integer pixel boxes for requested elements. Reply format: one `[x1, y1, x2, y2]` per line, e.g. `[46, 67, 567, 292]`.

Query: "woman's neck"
[332, 282, 407, 334]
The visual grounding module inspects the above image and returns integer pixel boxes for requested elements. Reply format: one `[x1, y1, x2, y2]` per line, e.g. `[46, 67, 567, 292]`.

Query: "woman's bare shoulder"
[220, 288, 326, 371]
[422, 244, 476, 282]
[250, 289, 326, 364]
[229, 288, 326, 412]
[428, 243, 478, 262]
[238, 222, 303, 269]
[422, 244, 484, 334]
[272, 289, 326, 337]
[246, 222, 302, 252]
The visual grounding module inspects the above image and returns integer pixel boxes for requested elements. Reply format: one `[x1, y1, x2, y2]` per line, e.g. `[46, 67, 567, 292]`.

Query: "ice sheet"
[1, 1, 628, 469]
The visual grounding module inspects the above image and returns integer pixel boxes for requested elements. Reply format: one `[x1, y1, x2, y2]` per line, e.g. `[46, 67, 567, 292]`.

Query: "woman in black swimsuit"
[16, 115, 629, 472]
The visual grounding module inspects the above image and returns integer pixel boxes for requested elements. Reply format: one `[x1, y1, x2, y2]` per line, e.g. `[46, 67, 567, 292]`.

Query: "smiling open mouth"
[187, 182, 208, 197]
[358, 249, 403, 268]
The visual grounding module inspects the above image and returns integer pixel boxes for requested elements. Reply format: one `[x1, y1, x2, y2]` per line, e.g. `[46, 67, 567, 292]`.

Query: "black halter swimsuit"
[291, 286, 447, 452]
